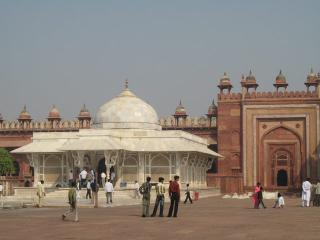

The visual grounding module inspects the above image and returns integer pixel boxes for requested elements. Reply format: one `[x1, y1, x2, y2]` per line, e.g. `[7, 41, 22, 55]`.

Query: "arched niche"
[150, 154, 170, 182]
[122, 156, 138, 183]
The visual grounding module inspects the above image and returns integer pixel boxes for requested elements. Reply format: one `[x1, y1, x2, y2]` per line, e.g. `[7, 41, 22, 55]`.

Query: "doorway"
[97, 158, 106, 185]
[277, 169, 288, 186]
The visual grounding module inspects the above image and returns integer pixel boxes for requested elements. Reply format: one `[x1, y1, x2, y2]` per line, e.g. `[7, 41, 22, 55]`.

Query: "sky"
[0, 0, 319, 121]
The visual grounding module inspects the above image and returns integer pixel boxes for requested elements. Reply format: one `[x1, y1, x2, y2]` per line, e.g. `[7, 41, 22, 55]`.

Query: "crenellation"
[159, 116, 216, 128]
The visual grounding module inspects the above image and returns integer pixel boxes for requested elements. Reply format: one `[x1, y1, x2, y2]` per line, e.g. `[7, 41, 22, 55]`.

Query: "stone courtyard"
[0, 196, 319, 240]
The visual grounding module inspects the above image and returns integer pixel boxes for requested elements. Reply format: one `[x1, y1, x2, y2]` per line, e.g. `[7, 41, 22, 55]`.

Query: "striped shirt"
[156, 183, 165, 196]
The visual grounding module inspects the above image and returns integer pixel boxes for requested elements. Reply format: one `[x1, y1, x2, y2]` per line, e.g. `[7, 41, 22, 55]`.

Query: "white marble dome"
[94, 87, 161, 130]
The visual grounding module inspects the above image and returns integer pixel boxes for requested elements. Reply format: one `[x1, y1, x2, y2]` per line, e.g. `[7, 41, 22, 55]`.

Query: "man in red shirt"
[167, 175, 180, 217]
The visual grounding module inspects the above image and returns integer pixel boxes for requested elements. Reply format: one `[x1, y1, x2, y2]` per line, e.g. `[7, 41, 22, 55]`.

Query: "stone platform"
[1, 187, 220, 208]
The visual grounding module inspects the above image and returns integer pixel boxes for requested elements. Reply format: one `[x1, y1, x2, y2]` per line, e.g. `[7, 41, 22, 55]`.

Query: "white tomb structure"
[12, 83, 222, 188]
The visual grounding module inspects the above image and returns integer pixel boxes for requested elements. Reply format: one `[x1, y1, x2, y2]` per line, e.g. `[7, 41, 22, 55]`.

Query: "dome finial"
[125, 79, 129, 89]
[311, 68, 314, 74]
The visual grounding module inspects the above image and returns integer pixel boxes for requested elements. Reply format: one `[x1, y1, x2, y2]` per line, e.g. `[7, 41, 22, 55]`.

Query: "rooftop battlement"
[0, 116, 217, 132]
[0, 119, 85, 131]
[218, 90, 318, 102]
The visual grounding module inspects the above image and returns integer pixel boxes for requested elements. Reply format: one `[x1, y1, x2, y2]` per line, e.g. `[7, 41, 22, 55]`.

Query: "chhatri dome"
[48, 105, 61, 120]
[94, 80, 160, 130]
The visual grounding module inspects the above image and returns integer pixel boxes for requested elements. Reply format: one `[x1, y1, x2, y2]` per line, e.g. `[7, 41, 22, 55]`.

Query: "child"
[273, 193, 285, 208]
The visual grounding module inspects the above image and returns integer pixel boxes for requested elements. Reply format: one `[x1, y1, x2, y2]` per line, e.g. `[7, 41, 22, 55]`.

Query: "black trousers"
[86, 189, 91, 199]
[168, 192, 179, 217]
[80, 179, 86, 188]
[257, 199, 266, 208]
[184, 192, 193, 204]
[151, 195, 164, 216]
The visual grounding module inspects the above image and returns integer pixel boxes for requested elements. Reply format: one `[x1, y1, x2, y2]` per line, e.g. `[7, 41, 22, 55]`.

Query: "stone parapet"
[0, 120, 85, 131]
[159, 116, 216, 128]
[219, 90, 318, 102]
[0, 117, 217, 131]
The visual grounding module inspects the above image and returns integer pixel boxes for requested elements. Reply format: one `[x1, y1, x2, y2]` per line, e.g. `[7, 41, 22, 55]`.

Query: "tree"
[0, 148, 15, 176]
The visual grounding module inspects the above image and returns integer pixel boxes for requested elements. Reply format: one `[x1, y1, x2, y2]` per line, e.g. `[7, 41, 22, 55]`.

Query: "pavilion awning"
[59, 137, 223, 158]
[11, 134, 223, 158]
[59, 137, 122, 151]
[121, 138, 222, 157]
[11, 140, 68, 153]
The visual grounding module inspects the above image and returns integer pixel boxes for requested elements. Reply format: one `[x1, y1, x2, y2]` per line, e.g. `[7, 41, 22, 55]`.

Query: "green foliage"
[0, 148, 15, 176]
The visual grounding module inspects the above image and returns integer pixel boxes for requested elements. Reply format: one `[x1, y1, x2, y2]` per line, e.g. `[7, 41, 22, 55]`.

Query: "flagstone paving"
[0, 196, 319, 240]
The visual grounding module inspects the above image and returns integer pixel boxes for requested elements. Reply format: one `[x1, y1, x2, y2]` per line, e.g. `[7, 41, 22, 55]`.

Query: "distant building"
[0, 83, 219, 190]
[208, 69, 320, 193]
[1, 69, 320, 193]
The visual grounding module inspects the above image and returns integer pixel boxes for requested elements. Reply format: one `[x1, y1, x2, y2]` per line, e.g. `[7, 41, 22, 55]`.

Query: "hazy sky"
[0, 0, 319, 121]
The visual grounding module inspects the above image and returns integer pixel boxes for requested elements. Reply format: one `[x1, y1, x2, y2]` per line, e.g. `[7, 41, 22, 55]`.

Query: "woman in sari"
[252, 182, 261, 208]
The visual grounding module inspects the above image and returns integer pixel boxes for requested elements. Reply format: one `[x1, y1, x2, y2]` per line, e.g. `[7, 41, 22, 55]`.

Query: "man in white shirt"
[104, 179, 114, 204]
[0, 184, 3, 197]
[101, 172, 107, 188]
[36, 180, 46, 208]
[302, 178, 312, 207]
[79, 169, 88, 188]
[134, 180, 140, 199]
[68, 170, 74, 187]
[110, 171, 116, 185]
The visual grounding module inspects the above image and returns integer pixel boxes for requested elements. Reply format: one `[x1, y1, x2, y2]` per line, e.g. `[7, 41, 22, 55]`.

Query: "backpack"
[139, 185, 145, 195]
[139, 183, 150, 195]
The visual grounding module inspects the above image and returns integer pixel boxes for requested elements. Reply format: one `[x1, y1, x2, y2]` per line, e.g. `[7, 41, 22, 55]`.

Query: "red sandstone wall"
[217, 97, 242, 176]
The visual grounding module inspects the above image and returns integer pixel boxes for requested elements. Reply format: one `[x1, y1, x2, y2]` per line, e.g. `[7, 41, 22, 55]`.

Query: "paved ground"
[0, 196, 320, 240]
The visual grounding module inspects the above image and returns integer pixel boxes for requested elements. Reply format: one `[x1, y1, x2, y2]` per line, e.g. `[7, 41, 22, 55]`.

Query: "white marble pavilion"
[12, 83, 222, 188]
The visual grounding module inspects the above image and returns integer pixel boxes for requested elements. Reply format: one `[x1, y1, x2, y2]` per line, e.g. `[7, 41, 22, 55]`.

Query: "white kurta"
[278, 196, 285, 206]
[302, 181, 312, 202]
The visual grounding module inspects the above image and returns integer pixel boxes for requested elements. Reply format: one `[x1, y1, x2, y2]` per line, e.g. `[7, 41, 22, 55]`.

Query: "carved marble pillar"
[71, 151, 84, 169]
[27, 153, 39, 187]
[104, 150, 118, 184]
[138, 152, 145, 184]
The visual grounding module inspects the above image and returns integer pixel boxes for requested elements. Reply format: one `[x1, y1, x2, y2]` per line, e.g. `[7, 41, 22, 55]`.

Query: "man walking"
[62, 181, 78, 222]
[79, 168, 88, 188]
[91, 180, 99, 208]
[36, 180, 46, 208]
[86, 180, 92, 199]
[68, 170, 74, 187]
[302, 177, 312, 207]
[151, 177, 165, 217]
[184, 183, 193, 204]
[101, 172, 107, 188]
[134, 180, 140, 199]
[167, 175, 180, 218]
[104, 179, 114, 205]
[140, 176, 152, 217]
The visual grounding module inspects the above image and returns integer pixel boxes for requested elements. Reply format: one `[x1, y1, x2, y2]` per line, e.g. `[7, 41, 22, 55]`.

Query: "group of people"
[253, 182, 285, 209]
[252, 178, 320, 209]
[31, 174, 320, 223]
[139, 175, 193, 218]
[301, 177, 320, 207]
